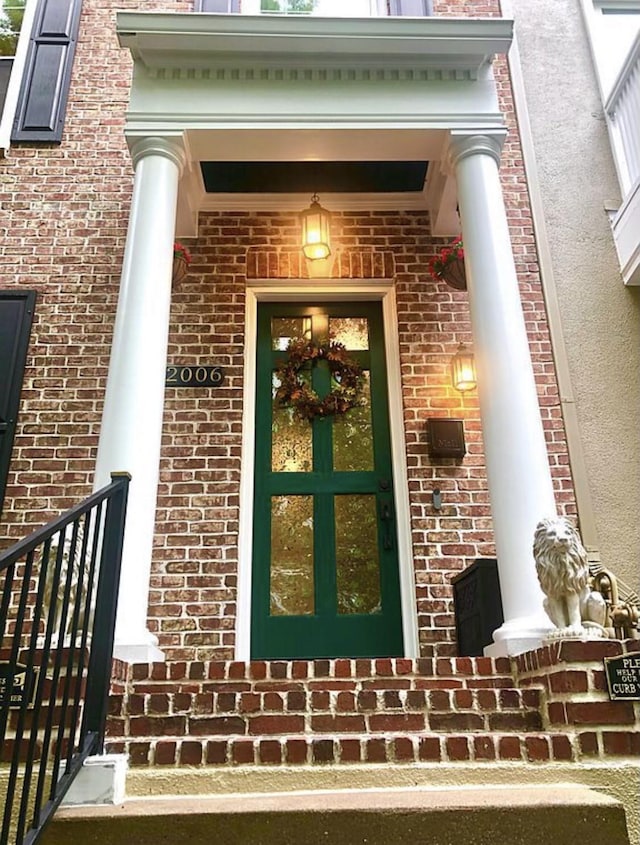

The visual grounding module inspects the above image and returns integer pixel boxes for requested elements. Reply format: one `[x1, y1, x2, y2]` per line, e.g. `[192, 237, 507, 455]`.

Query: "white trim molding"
[611, 178, 640, 284]
[579, 0, 640, 284]
[0, 0, 38, 154]
[236, 280, 419, 660]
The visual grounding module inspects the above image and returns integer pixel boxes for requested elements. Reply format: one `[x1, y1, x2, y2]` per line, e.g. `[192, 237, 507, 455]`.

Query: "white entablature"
[117, 13, 512, 74]
[116, 12, 513, 235]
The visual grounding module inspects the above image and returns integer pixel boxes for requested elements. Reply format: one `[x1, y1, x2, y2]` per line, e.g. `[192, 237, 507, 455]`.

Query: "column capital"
[129, 134, 188, 175]
[446, 131, 507, 171]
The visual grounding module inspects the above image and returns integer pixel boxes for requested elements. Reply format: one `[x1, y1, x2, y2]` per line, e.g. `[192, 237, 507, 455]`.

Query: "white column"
[94, 136, 186, 663]
[450, 132, 556, 656]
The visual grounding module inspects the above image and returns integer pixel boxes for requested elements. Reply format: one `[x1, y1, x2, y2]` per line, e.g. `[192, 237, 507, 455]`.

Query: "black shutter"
[195, 0, 240, 11]
[11, 0, 82, 144]
[0, 291, 36, 519]
[389, 0, 433, 15]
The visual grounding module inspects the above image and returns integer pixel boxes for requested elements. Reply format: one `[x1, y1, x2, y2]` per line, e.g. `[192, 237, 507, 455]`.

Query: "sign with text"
[166, 365, 225, 388]
[427, 418, 466, 459]
[604, 654, 640, 700]
[0, 663, 37, 709]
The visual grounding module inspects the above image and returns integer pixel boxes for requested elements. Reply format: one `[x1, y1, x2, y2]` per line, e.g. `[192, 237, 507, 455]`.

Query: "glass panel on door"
[335, 494, 381, 615]
[270, 495, 314, 615]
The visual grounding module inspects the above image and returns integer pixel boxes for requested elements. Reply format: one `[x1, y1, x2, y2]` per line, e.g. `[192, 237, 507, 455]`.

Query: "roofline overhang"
[116, 12, 514, 76]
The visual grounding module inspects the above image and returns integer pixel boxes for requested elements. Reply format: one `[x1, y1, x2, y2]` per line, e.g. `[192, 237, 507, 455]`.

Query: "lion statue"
[533, 516, 608, 637]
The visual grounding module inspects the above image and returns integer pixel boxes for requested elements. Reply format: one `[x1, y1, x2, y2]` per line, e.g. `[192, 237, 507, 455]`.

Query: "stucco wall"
[508, 0, 640, 592]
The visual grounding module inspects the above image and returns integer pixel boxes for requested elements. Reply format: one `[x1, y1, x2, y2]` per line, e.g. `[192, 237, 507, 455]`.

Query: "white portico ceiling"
[116, 13, 514, 235]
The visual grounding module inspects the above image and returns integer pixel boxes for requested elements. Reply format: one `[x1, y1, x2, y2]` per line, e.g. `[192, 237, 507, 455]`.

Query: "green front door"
[251, 302, 404, 659]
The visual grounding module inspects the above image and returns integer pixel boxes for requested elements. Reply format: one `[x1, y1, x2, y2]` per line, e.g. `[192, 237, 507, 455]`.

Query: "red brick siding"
[129, 206, 575, 662]
[1, 0, 576, 661]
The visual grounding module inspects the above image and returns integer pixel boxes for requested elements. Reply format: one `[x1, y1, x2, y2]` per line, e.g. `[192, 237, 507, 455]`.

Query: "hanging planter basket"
[440, 257, 467, 291]
[172, 254, 189, 284]
[429, 239, 467, 291]
[172, 242, 191, 284]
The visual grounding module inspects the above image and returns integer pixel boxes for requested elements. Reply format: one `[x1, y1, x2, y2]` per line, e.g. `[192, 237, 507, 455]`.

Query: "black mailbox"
[452, 558, 504, 657]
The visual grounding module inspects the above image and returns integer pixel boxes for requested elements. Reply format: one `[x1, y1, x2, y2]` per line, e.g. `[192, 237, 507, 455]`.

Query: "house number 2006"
[165, 365, 225, 387]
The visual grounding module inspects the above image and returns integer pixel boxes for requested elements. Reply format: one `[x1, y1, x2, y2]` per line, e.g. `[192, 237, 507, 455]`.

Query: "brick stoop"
[105, 641, 640, 768]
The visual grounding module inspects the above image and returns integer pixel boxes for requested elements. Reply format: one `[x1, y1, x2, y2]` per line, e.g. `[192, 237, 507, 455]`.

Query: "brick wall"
[149, 203, 574, 661]
[1, 0, 577, 661]
[514, 639, 640, 758]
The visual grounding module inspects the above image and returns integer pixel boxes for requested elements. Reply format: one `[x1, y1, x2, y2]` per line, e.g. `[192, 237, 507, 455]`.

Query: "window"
[0, 0, 25, 61]
[241, 0, 387, 16]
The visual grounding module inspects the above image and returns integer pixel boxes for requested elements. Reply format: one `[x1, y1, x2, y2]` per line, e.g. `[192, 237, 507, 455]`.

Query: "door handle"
[379, 500, 393, 551]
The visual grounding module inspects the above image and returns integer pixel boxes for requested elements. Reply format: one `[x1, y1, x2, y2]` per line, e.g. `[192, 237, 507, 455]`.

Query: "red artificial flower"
[429, 237, 464, 281]
[173, 241, 192, 265]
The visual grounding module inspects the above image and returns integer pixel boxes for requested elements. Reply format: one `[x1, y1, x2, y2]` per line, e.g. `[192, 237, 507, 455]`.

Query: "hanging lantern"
[450, 343, 477, 392]
[300, 193, 331, 260]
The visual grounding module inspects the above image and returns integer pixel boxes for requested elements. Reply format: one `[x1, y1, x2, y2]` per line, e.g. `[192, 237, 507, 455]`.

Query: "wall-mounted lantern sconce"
[450, 343, 477, 392]
[301, 193, 331, 260]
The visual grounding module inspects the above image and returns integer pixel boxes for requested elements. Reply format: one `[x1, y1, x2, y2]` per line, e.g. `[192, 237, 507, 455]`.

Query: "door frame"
[236, 278, 418, 659]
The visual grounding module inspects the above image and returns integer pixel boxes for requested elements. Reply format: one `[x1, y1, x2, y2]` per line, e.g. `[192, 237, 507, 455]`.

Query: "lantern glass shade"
[301, 194, 331, 260]
[451, 344, 477, 392]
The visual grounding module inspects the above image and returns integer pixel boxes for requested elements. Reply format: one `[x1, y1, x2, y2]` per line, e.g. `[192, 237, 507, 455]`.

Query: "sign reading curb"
[0, 663, 37, 709]
[604, 655, 640, 700]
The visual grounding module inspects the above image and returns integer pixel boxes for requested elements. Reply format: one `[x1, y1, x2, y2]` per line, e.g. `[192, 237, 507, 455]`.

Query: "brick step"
[123, 657, 513, 692]
[6, 702, 85, 730]
[0, 736, 43, 763]
[125, 656, 515, 687]
[105, 728, 578, 766]
[106, 656, 539, 757]
[107, 686, 543, 734]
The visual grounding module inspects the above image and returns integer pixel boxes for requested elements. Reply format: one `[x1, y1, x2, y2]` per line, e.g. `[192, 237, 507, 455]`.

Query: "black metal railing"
[0, 473, 130, 845]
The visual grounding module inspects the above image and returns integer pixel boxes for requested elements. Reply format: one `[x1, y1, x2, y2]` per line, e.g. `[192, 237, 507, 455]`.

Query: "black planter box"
[452, 558, 504, 657]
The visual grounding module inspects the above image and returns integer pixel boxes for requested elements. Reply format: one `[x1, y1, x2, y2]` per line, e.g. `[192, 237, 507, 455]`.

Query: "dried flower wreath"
[275, 338, 365, 421]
